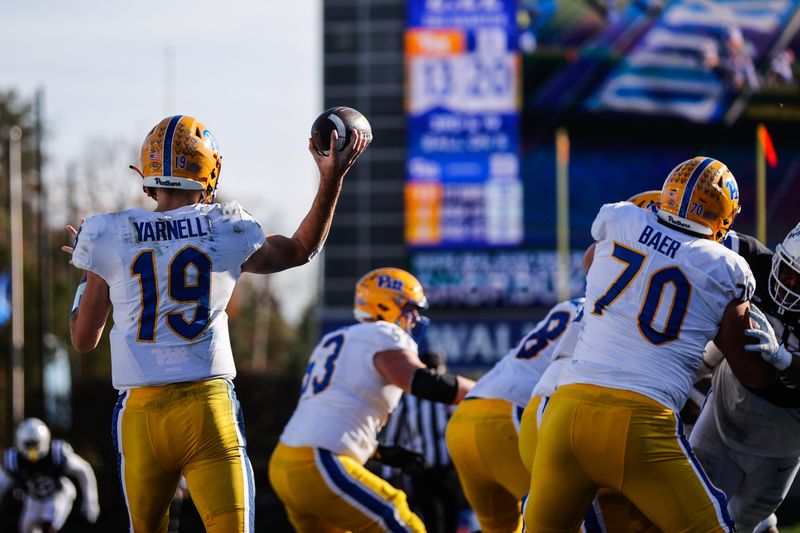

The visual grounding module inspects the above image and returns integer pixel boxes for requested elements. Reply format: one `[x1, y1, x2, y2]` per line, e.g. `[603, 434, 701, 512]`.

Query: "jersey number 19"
[131, 245, 212, 342]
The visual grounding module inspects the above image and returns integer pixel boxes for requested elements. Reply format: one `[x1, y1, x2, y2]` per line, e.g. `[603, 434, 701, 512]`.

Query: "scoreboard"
[405, 0, 523, 249]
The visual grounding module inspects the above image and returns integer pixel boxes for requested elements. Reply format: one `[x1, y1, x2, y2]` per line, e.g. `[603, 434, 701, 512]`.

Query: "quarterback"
[269, 268, 474, 533]
[65, 115, 367, 532]
[690, 224, 800, 533]
[524, 157, 779, 532]
[446, 297, 582, 533]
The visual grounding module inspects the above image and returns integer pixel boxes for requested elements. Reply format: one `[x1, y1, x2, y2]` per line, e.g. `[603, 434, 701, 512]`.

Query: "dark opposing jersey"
[3, 440, 68, 500]
[729, 232, 800, 408]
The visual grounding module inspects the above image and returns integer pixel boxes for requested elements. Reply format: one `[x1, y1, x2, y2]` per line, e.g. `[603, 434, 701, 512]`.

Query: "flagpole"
[756, 124, 767, 243]
[10, 125, 25, 428]
[556, 128, 570, 302]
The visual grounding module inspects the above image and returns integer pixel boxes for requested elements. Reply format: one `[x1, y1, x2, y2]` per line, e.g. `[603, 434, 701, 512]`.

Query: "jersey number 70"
[130, 245, 212, 342]
[592, 242, 692, 345]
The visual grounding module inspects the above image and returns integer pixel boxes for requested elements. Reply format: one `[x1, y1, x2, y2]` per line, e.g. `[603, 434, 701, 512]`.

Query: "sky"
[3, 0, 323, 321]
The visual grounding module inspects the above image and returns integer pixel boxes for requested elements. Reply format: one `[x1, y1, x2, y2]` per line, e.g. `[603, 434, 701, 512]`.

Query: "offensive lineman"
[0, 418, 99, 533]
[65, 115, 367, 532]
[446, 297, 582, 533]
[524, 157, 779, 532]
[269, 268, 474, 533]
[690, 224, 800, 532]
[517, 192, 661, 533]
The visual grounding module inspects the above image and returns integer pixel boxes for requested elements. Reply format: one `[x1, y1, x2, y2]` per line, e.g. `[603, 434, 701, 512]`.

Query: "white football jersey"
[280, 321, 418, 464]
[72, 201, 265, 389]
[560, 202, 754, 412]
[532, 308, 584, 399]
[468, 299, 583, 408]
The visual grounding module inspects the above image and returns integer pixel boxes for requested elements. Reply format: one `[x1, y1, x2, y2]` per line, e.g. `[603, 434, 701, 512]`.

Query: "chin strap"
[130, 165, 158, 200]
[128, 165, 144, 178]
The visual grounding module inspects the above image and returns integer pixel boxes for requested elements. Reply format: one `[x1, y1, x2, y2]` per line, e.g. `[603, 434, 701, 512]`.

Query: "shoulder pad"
[50, 440, 72, 467]
[3, 448, 18, 473]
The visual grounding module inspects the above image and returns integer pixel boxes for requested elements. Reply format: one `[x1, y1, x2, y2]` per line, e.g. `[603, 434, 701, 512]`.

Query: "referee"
[381, 349, 462, 533]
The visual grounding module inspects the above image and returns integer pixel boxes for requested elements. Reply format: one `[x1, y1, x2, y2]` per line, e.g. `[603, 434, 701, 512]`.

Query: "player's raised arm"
[242, 126, 369, 274]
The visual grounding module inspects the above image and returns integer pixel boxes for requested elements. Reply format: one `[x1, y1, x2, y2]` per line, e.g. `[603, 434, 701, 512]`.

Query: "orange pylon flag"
[758, 123, 778, 168]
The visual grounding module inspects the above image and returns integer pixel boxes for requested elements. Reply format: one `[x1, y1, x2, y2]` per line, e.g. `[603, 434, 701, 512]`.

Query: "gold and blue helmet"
[354, 268, 429, 333]
[627, 190, 661, 214]
[137, 115, 222, 203]
[657, 156, 740, 242]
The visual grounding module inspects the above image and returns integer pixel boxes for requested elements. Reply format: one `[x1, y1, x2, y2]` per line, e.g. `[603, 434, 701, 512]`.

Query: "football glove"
[745, 305, 793, 371]
[373, 445, 425, 475]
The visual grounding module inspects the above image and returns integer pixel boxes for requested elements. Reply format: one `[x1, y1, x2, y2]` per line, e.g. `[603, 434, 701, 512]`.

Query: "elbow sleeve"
[410, 368, 459, 404]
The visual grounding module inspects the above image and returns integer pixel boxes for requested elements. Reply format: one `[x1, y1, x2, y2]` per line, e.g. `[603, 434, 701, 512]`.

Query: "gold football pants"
[446, 398, 529, 533]
[269, 442, 425, 533]
[524, 384, 733, 533]
[112, 379, 255, 533]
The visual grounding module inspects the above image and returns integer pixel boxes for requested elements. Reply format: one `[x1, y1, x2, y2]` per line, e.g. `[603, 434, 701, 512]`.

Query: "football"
[311, 106, 373, 156]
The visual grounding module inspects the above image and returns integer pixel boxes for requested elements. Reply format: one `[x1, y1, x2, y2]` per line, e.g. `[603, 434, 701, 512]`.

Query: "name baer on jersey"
[71, 201, 265, 389]
[560, 202, 754, 412]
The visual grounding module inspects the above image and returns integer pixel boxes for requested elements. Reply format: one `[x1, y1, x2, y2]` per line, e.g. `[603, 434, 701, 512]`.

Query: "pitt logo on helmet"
[657, 156, 740, 242]
[354, 268, 429, 333]
[131, 115, 222, 204]
[627, 190, 660, 214]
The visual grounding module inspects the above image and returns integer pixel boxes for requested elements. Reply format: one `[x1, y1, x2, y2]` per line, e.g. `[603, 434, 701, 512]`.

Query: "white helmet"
[769, 223, 800, 315]
[15, 418, 51, 462]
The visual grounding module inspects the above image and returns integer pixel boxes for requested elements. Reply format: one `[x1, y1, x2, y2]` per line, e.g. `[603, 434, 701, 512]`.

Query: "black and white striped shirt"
[381, 394, 452, 469]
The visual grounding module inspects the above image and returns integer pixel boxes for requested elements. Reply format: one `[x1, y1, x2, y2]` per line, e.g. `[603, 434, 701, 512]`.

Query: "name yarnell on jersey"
[132, 217, 209, 242]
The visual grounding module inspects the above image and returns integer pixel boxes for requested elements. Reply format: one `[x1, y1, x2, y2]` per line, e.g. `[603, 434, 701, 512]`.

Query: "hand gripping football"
[311, 106, 373, 156]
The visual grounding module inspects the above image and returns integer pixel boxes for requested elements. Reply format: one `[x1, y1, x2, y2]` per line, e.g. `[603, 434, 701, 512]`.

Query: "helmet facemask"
[396, 300, 429, 333]
[15, 418, 51, 462]
[769, 243, 800, 314]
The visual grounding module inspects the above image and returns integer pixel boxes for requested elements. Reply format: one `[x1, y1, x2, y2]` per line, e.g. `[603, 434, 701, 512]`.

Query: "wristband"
[773, 345, 792, 371]
[71, 279, 87, 316]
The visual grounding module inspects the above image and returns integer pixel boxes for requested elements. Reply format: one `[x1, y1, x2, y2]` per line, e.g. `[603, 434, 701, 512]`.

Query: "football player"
[517, 192, 661, 533]
[689, 223, 800, 533]
[446, 297, 583, 533]
[524, 157, 779, 532]
[64, 115, 368, 532]
[268, 268, 474, 533]
[0, 418, 99, 533]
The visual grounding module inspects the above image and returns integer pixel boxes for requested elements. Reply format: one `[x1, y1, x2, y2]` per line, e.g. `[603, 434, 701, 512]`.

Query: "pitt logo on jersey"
[638, 225, 681, 259]
[377, 275, 404, 291]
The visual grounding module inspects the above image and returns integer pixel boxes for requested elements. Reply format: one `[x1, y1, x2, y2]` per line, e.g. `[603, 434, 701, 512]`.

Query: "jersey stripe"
[678, 157, 713, 218]
[674, 414, 734, 531]
[315, 449, 412, 533]
[162, 115, 183, 177]
[226, 381, 255, 533]
[52, 440, 62, 466]
[112, 391, 133, 533]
